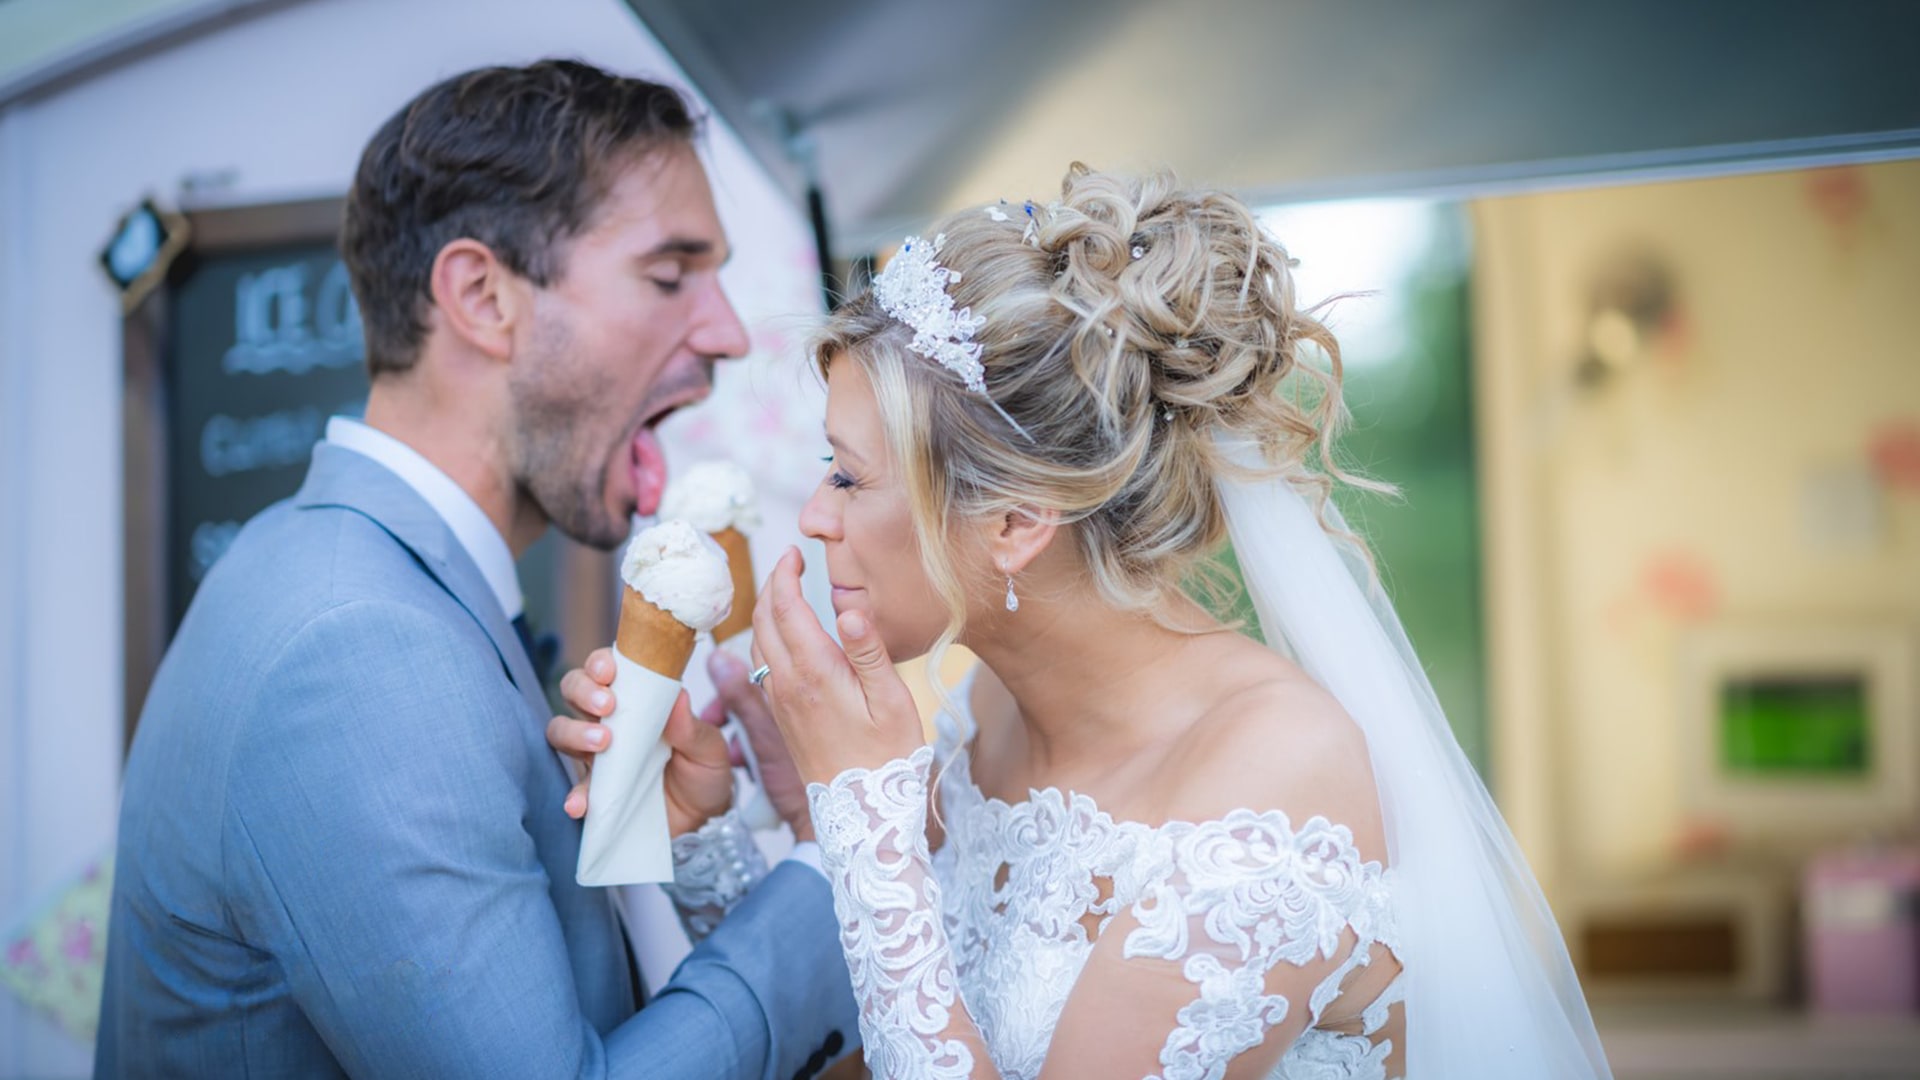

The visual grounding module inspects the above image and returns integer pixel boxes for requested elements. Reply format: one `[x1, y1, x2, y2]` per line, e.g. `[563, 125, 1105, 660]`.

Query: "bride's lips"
[829, 584, 863, 611]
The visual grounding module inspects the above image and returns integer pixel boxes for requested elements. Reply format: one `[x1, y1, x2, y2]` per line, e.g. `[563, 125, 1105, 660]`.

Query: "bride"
[559, 165, 1611, 1078]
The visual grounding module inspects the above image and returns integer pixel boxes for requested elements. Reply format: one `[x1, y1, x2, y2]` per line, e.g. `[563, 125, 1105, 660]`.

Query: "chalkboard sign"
[121, 197, 613, 747]
[162, 242, 368, 630]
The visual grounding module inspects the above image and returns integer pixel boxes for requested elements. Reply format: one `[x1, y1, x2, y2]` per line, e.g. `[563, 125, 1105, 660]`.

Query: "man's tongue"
[631, 427, 667, 518]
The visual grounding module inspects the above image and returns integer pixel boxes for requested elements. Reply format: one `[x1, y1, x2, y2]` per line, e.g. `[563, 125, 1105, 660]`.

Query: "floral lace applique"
[1127, 809, 1395, 1080]
[814, 711, 1401, 1080]
[811, 747, 976, 1079]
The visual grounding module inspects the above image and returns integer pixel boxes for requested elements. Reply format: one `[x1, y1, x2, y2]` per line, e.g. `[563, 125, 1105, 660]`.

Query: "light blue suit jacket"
[98, 444, 858, 1078]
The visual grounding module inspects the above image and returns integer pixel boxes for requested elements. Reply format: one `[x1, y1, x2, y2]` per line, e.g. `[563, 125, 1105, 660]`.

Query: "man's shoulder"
[152, 499, 492, 729]
[212, 497, 435, 603]
[177, 499, 456, 652]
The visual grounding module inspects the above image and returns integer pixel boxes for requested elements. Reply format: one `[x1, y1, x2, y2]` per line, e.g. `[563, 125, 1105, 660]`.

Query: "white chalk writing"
[199, 407, 323, 477]
[188, 520, 243, 581]
[222, 260, 363, 376]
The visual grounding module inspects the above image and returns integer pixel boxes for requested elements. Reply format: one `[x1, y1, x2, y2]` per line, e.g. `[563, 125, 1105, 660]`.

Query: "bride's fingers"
[762, 547, 843, 672]
[750, 549, 798, 679]
[697, 695, 749, 767]
[837, 609, 917, 723]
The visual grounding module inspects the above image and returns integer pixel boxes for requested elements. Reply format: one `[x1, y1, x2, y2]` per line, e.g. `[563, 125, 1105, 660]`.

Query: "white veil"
[1213, 433, 1612, 1078]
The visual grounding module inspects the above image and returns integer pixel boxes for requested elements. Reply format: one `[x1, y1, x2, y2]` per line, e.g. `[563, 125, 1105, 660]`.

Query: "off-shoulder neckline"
[939, 664, 1374, 851]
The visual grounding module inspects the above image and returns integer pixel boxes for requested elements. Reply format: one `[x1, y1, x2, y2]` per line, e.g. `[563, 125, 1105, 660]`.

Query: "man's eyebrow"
[642, 237, 731, 266]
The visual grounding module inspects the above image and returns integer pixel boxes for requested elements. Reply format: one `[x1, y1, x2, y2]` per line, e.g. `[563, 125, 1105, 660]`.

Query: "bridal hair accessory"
[874, 232, 1033, 440]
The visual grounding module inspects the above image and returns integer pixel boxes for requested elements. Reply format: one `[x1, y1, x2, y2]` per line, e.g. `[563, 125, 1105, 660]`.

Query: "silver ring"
[748, 664, 772, 687]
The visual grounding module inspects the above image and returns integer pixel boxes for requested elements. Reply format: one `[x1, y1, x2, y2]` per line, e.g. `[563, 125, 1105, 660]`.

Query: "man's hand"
[548, 647, 736, 836]
[703, 649, 815, 843]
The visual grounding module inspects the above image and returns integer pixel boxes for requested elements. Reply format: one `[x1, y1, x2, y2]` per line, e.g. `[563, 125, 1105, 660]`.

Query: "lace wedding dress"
[805, 670, 1405, 1080]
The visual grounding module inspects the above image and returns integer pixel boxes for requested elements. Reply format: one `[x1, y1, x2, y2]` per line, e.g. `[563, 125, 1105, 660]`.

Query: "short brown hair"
[341, 59, 699, 376]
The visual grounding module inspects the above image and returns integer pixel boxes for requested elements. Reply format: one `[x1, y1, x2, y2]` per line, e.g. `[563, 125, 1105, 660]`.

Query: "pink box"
[1804, 848, 1920, 1013]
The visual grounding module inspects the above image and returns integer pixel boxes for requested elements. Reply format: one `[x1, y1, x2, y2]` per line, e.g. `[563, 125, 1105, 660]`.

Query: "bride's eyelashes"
[821, 454, 861, 492]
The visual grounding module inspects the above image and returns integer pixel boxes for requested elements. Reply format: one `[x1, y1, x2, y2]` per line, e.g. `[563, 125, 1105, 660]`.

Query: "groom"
[97, 61, 856, 1078]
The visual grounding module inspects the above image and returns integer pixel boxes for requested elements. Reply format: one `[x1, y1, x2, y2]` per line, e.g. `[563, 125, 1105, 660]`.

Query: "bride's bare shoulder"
[1158, 637, 1385, 851]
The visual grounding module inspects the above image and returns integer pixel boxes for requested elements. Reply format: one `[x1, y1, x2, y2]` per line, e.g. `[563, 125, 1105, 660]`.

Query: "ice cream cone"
[616, 585, 698, 678]
[710, 527, 755, 643]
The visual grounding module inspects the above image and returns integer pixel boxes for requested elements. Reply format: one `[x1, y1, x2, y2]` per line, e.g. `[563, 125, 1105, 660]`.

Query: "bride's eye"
[821, 454, 859, 491]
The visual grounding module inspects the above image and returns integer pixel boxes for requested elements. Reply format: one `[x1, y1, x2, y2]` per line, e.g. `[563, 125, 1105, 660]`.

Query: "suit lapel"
[292, 444, 550, 722]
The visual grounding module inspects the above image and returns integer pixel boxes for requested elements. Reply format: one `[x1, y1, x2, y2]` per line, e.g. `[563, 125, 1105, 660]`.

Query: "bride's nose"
[799, 482, 840, 542]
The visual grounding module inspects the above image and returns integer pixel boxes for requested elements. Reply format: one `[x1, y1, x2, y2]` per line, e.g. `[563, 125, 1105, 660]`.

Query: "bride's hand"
[546, 647, 736, 835]
[752, 547, 924, 786]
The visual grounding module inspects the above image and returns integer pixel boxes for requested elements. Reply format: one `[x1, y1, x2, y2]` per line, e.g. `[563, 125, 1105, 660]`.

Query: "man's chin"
[536, 495, 630, 552]
[577, 514, 631, 552]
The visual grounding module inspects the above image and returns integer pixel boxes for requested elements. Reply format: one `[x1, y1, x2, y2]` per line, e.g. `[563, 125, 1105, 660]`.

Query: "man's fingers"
[661, 690, 728, 766]
[697, 695, 728, 728]
[546, 714, 609, 759]
[584, 647, 616, 686]
[564, 779, 589, 819]
[559, 666, 615, 719]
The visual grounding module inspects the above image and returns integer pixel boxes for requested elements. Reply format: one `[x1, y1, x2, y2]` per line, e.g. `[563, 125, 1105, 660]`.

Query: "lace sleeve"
[659, 808, 767, 942]
[1109, 811, 1398, 1080]
[808, 747, 986, 1079]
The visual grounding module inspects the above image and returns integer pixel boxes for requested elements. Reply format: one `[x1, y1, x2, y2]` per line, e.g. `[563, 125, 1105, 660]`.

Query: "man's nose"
[692, 278, 751, 361]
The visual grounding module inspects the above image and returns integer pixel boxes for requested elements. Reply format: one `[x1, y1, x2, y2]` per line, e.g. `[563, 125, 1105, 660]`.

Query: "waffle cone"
[710, 527, 755, 643]
[615, 585, 697, 678]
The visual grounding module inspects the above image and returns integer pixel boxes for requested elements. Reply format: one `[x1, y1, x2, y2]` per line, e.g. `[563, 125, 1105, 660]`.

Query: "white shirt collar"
[324, 416, 524, 620]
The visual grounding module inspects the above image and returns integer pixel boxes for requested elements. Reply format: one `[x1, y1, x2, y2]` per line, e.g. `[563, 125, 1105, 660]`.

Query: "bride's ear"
[986, 507, 1058, 578]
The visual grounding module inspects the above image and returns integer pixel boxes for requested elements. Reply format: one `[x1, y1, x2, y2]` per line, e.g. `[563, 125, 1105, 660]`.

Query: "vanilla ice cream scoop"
[658, 461, 762, 534]
[621, 519, 733, 633]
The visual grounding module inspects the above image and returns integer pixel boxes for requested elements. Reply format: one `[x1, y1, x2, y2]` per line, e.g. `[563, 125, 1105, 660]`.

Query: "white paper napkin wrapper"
[576, 651, 682, 886]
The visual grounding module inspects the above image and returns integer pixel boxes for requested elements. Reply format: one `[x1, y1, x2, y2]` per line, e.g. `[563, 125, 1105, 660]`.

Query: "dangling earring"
[1004, 574, 1020, 613]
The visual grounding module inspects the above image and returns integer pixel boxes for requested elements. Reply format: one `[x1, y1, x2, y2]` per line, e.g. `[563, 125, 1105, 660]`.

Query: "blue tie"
[509, 613, 558, 688]
[513, 612, 642, 1005]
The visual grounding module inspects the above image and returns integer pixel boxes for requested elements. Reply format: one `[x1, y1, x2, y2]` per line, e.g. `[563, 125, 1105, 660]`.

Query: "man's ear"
[427, 239, 524, 362]
[986, 507, 1059, 579]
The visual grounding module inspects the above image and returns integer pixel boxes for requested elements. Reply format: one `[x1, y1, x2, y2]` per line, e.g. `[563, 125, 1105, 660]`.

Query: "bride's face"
[799, 359, 955, 661]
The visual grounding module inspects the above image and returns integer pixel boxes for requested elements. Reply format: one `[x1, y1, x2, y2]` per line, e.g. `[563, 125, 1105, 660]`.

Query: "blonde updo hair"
[814, 163, 1377, 663]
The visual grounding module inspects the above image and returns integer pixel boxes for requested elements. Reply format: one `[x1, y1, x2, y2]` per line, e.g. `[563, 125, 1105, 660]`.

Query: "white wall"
[1472, 161, 1920, 893]
[0, 1, 826, 1072]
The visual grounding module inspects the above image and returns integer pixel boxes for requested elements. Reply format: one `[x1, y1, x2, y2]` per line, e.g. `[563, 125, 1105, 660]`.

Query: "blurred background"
[2, 1, 1917, 1076]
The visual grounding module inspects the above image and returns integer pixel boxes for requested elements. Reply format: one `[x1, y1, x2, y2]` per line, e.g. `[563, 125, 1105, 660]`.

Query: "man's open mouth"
[627, 389, 707, 517]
